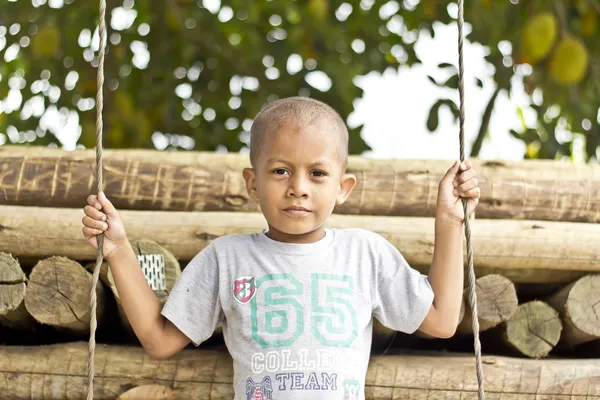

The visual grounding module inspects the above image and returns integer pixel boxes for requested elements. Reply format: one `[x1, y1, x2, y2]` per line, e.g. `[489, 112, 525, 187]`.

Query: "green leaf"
[444, 74, 459, 90]
[438, 62, 455, 69]
[427, 75, 439, 85]
[426, 100, 443, 132]
[509, 129, 522, 140]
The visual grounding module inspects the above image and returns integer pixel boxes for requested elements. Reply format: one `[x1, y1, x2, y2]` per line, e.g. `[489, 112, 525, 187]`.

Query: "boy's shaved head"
[249, 97, 349, 171]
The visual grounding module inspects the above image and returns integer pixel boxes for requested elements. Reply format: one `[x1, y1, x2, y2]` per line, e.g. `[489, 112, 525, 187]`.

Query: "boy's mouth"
[285, 206, 310, 211]
[283, 206, 311, 216]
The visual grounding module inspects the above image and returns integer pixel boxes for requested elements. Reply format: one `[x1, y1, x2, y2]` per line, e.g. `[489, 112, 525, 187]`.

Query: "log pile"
[1, 145, 600, 399]
[1, 342, 600, 400]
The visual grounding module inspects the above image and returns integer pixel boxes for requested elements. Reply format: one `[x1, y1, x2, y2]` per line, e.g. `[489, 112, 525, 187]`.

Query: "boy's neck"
[265, 226, 326, 244]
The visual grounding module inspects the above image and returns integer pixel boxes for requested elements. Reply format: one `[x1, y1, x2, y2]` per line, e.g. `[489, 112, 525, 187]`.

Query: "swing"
[85, 1, 485, 399]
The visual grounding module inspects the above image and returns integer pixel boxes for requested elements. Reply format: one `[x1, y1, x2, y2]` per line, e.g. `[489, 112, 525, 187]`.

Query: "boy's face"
[243, 121, 356, 243]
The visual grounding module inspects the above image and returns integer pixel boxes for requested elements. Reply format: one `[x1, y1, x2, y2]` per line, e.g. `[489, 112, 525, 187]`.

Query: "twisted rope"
[457, 0, 485, 399]
[87, 0, 106, 399]
[86, 1, 484, 399]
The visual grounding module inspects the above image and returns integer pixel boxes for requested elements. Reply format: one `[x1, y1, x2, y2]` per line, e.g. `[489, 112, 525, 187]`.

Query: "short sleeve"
[372, 236, 434, 334]
[161, 243, 222, 346]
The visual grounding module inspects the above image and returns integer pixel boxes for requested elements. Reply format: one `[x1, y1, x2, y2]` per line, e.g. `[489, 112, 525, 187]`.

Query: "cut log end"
[548, 274, 600, 347]
[505, 301, 562, 359]
[457, 274, 518, 334]
[566, 275, 600, 337]
[0, 252, 34, 329]
[24, 256, 104, 332]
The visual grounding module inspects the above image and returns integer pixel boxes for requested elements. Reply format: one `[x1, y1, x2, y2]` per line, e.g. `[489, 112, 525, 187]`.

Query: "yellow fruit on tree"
[549, 36, 589, 85]
[520, 12, 558, 63]
[32, 25, 61, 58]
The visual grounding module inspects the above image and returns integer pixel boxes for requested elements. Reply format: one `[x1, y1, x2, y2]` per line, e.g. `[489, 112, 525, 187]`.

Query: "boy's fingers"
[82, 226, 102, 240]
[454, 179, 479, 196]
[84, 205, 106, 221]
[460, 187, 480, 198]
[454, 169, 475, 186]
[87, 194, 102, 210]
[97, 191, 119, 219]
[82, 215, 109, 231]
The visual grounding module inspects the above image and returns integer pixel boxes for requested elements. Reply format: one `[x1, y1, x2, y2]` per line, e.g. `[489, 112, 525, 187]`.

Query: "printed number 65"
[250, 273, 358, 348]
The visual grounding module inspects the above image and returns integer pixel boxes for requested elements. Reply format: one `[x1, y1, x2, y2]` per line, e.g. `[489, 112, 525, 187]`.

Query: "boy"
[82, 97, 480, 400]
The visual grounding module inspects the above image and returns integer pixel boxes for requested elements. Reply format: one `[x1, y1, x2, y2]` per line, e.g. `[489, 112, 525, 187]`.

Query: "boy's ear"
[336, 173, 357, 205]
[243, 167, 258, 201]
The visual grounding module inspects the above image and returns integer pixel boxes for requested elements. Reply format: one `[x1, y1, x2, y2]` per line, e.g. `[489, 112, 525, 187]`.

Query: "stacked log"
[1, 206, 598, 279]
[500, 300, 563, 359]
[2, 146, 599, 222]
[0, 252, 35, 329]
[24, 257, 106, 335]
[546, 274, 600, 347]
[2, 145, 600, 398]
[0, 342, 600, 399]
[457, 274, 518, 334]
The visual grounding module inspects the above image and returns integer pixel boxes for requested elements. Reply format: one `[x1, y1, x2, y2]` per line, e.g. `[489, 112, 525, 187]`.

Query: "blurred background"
[0, 0, 598, 162]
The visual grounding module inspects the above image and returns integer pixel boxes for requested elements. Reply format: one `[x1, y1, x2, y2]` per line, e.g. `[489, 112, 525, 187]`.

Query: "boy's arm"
[107, 240, 191, 359]
[417, 213, 464, 338]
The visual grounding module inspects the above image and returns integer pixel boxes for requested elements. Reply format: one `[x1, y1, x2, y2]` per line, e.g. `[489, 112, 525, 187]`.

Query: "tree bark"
[0, 342, 599, 399]
[546, 274, 600, 347]
[2, 205, 599, 281]
[457, 274, 518, 334]
[500, 300, 563, 359]
[2, 145, 600, 222]
[24, 256, 105, 334]
[0, 252, 34, 329]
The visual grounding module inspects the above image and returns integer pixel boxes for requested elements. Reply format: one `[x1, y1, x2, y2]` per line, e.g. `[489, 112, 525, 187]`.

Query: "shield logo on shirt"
[233, 276, 257, 304]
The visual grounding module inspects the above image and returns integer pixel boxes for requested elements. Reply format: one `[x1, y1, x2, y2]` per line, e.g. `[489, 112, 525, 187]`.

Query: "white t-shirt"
[161, 227, 434, 400]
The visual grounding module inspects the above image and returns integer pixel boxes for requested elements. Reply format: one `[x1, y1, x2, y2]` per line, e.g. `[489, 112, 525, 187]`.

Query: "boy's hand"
[436, 160, 480, 223]
[82, 191, 129, 259]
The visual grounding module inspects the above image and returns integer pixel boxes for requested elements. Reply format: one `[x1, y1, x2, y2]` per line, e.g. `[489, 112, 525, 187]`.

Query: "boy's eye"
[271, 169, 327, 177]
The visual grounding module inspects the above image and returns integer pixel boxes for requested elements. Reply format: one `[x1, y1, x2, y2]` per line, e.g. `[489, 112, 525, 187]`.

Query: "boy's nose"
[286, 176, 309, 198]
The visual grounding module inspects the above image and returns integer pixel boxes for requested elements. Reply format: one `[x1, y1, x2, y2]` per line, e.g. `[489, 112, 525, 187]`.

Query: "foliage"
[426, 0, 600, 161]
[0, 0, 598, 162]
